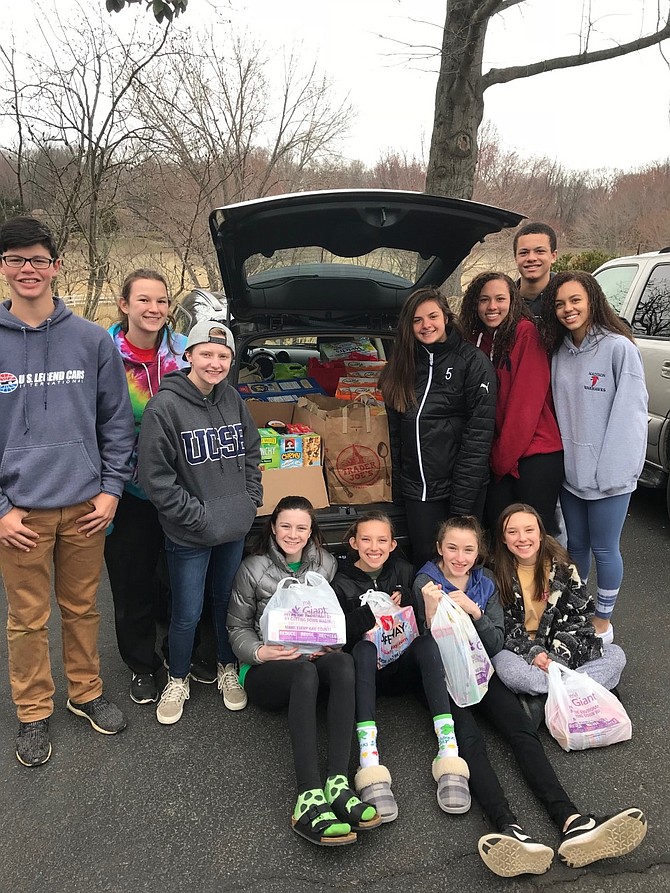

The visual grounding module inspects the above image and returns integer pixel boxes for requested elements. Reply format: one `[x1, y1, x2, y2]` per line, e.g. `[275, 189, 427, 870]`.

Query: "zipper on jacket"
[415, 349, 433, 502]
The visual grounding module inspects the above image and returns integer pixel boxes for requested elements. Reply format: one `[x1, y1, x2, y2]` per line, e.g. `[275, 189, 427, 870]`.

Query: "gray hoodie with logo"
[0, 298, 134, 516]
[137, 369, 262, 547]
[551, 328, 648, 499]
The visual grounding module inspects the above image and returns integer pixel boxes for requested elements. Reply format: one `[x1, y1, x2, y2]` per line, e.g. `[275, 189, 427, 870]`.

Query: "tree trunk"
[425, 1, 487, 202]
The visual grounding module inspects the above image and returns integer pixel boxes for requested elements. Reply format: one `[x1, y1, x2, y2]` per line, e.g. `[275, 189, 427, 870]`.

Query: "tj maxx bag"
[293, 395, 391, 504]
[360, 589, 418, 669]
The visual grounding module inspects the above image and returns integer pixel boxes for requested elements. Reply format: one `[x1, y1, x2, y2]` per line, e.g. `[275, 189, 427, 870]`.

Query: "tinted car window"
[594, 264, 638, 313]
[631, 263, 670, 337]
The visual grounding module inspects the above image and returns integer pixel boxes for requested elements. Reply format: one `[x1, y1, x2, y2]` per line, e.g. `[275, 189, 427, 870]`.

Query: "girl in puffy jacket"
[541, 271, 648, 645]
[459, 272, 564, 536]
[491, 503, 626, 726]
[416, 515, 646, 878]
[331, 511, 471, 823]
[227, 496, 381, 847]
[104, 270, 187, 707]
[379, 287, 496, 567]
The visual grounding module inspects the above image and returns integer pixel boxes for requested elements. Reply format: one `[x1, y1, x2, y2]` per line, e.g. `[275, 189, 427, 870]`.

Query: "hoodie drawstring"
[21, 327, 30, 433]
[43, 316, 52, 410]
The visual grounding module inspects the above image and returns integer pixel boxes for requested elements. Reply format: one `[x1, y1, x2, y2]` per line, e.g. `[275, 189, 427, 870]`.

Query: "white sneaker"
[217, 663, 248, 711]
[156, 676, 190, 725]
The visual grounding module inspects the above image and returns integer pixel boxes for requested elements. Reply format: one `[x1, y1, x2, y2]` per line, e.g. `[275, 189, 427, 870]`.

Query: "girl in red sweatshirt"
[459, 272, 563, 535]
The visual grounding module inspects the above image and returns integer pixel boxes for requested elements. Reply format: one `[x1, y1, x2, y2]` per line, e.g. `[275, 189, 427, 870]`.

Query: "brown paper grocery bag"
[294, 396, 391, 504]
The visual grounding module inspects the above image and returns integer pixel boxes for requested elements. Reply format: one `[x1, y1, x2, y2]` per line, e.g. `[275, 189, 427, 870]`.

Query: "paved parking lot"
[1, 487, 669, 893]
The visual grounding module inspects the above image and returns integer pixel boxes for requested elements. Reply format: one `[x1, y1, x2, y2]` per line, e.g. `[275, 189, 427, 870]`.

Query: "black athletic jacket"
[386, 329, 496, 514]
[331, 552, 417, 649]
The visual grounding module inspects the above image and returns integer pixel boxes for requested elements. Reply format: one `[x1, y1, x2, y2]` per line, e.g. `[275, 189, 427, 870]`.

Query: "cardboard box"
[319, 339, 378, 361]
[245, 402, 329, 515]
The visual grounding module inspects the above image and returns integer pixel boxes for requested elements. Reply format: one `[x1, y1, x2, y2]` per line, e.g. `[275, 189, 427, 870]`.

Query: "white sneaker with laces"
[217, 663, 248, 711]
[156, 676, 190, 725]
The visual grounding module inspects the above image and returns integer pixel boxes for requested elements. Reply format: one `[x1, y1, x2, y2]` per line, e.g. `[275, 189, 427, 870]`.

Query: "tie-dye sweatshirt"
[109, 322, 188, 498]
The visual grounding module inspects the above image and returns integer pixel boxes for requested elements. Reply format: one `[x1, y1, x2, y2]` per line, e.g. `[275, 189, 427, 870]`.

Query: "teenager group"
[0, 217, 648, 877]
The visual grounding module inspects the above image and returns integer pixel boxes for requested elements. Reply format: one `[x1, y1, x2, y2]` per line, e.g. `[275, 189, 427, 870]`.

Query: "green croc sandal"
[291, 789, 357, 846]
[325, 774, 383, 831]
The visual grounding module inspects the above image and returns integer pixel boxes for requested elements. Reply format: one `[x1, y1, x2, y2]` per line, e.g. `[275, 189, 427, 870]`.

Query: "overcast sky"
[3, 0, 670, 173]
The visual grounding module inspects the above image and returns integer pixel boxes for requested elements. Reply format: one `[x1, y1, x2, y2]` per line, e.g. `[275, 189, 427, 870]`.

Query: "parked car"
[200, 189, 523, 556]
[594, 249, 670, 516]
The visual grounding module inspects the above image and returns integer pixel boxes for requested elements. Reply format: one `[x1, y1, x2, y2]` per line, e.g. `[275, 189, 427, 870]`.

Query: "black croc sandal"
[329, 788, 383, 832]
[291, 803, 357, 847]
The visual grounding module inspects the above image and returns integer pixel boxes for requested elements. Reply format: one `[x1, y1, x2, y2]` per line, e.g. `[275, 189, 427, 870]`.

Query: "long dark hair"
[118, 268, 179, 354]
[459, 271, 534, 367]
[492, 503, 571, 607]
[541, 270, 634, 354]
[379, 287, 462, 413]
[253, 495, 324, 556]
[435, 515, 487, 569]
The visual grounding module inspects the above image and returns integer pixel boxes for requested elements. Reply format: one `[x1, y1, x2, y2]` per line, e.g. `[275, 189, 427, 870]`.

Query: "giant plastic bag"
[259, 572, 346, 654]
[430, 594, 493, 707]
[360, 589, 418, 669]
[545, 661, 632, 751]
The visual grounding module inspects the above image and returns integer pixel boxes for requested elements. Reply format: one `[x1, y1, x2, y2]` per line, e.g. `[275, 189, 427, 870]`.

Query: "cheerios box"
[245, 402, 328, 515]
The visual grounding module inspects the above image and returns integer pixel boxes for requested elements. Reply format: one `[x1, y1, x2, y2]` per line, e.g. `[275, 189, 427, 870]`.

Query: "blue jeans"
[164, 535, 245, 678]
[559, 488, 631, 619]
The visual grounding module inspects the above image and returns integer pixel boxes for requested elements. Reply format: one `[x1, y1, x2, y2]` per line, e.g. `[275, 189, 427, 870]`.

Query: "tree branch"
[483, 16, 670, 88]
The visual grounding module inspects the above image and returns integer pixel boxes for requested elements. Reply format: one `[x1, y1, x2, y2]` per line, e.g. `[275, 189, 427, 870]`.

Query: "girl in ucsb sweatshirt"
[541, 271, 648, 647]
[138, 320, 262, 726]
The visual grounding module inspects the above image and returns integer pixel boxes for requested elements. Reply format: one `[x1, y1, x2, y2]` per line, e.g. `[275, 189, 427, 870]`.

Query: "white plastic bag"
[360, 589, 418, 669]
[430, 594, 493, 707]
[259, 572, 346, 654]
[545, 661, 632, 752]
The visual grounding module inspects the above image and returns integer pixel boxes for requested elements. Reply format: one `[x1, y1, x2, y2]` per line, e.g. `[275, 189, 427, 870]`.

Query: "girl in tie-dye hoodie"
[104, 269, 187, 706]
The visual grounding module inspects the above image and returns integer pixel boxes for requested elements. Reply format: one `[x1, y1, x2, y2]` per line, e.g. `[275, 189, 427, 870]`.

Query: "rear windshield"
[245, 247, 421, 285]
[594, 264, 638, 313]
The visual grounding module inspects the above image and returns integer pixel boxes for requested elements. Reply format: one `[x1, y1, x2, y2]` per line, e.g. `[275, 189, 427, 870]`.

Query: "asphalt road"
[1, 486, 669, 893]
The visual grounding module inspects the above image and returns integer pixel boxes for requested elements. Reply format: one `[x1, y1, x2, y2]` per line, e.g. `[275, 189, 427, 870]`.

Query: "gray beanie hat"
[183, 319, 236, 361]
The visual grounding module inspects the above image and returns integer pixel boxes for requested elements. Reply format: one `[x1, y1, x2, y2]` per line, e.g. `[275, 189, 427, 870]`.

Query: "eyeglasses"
[0, 255, 56, 270]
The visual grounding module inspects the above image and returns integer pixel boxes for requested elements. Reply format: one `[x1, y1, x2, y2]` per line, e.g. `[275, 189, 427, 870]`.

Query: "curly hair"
[379, 287, 462, 413]
[459, 272, 534, 367]
[541, 270, 634, 353]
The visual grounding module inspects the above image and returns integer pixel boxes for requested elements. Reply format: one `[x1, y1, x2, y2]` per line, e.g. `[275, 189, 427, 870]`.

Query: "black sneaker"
[478, 824, 554, 877]
[558, 809, 647, 868]
[518, 693, 547, 730]
[130, 672, 158, 704]
[67, 695, 127, 735]
[189, 657, 217, 684]
[16, 719, 52, 767]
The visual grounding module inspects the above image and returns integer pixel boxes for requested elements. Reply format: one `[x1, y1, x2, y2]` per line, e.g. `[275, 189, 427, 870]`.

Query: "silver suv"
[594, 249, 670, 515]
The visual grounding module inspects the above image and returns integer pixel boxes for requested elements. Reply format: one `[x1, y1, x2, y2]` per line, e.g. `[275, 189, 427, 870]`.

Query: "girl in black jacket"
[379, 287, 496, 567]
[331, 511, 471, 824]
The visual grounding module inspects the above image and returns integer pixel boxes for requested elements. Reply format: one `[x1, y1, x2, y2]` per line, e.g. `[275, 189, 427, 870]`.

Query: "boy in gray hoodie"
[0, 217, 135, 767]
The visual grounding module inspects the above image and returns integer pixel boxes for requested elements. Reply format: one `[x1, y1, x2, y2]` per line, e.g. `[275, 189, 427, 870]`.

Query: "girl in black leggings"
[331, 511, 471, 823]
[226, 496, 381, 846]
[414, 514, 647, 878]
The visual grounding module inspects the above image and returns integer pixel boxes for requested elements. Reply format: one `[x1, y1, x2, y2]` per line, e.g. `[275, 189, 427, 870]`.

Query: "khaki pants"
[0, 503, 104, 722]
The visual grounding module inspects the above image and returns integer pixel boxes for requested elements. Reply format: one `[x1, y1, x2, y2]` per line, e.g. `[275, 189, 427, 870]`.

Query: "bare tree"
[0, 9, 170, 318]
[126, 28, 352, 291]
[425, 2, 670, 203]
[106, 0, 188, 24]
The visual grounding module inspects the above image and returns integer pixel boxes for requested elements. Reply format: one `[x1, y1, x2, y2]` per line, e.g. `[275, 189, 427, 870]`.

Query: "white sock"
[434, 713, 458, 759]
[356, 721, 379, 768]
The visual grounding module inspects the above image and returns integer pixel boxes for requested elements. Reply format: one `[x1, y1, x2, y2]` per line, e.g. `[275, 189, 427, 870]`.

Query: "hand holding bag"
[360, 589, 418, 669]
[430, 594, 493, 707]
[545, 661, 632, 751]
[259, 572, 346, 654]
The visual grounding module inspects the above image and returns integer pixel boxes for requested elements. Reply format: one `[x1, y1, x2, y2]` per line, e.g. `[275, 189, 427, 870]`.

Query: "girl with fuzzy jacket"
[331, 511, 471, 824]
[491, 503, 626, 724]
[227, 496, 381, 847]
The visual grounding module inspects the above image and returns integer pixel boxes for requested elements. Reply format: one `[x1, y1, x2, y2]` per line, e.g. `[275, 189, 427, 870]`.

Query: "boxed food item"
[319, 338, 378, 362]
[258, 428, 321, 469]
[344, 359, 386, 375]
[334, 379, 384, 403]
[245, 402, 329, 515]
[236, 378, 325, 402]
